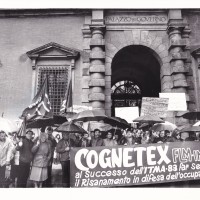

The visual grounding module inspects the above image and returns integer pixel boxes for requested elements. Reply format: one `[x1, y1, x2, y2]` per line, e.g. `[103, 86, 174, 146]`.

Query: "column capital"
[82, 25, 92, 38]
[90, 25, 106, 36]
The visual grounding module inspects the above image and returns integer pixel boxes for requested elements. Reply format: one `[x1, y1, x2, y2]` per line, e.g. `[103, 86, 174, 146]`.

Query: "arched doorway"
[111, 45, 161, 117]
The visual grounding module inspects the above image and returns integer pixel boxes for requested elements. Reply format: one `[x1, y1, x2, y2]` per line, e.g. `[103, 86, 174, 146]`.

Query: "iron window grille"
[37, 66, 71, 115]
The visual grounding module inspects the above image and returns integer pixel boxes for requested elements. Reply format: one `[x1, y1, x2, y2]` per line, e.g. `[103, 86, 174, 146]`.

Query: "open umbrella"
[133, 115, 164, 124]
[182, 111, 200, 120]
[72, 110, 130, 129]
[179, 125, 200, 133]
[56, 122, 87, 134]
[0, 117, 19, 134]
[151, 121, 177, 131]
[112, 117, 128, 124]
[71, 110, 107, 122]
[26, 115, 68, 129]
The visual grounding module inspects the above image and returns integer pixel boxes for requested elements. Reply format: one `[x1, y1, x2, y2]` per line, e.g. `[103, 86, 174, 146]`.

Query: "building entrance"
[111, 45, 161, 117]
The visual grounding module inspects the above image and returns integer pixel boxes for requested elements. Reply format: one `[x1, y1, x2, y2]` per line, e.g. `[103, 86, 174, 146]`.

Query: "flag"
[21, 77, 53, 120]
[17, 117, 26, 137]
[60, 77, 72, 114]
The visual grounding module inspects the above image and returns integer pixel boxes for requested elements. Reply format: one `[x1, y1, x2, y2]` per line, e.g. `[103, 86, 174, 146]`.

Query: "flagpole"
[70, 67, 73, 113]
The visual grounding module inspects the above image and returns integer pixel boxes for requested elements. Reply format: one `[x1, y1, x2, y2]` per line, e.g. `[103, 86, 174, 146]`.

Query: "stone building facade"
[1, 9, 200, 126]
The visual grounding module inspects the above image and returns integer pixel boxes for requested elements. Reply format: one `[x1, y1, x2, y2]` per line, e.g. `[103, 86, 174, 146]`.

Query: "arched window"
[111, 80, 142, 108]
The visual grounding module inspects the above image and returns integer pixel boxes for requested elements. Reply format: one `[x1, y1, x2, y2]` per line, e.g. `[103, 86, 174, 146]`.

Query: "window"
[26, 42, 80, 115]
[37, 66, 71, 114]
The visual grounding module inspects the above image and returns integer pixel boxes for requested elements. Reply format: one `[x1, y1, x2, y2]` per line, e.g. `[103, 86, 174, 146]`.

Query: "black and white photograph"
[1, 1, 200, 196]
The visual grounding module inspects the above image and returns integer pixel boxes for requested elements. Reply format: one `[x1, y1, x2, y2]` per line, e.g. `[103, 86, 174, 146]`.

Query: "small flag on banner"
[21, 77, 53, 120]
[60, 77, 73, 114]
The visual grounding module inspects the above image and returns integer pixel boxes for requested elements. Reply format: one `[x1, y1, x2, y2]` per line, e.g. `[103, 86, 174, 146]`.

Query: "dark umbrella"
[133, 115, 164, 124]
[72, 110, 130, 129]
[103, 117, 131, 129]
[179, 125, 200, 133]
[55, 122, 87, 134]
[181, 111, 200, 121]
[26, 115, 68, 129]
[112, 117, 128, 124]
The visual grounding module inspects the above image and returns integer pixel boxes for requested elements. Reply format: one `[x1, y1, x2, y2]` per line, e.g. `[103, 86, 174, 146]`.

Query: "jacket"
[32, 142, 51, 168]
[16, 138, 34, 164]
[91, 138, 104, 147]
[56, 139, 75, 162]
[0, 138, 14, 167]
[103, 139, 117, 147]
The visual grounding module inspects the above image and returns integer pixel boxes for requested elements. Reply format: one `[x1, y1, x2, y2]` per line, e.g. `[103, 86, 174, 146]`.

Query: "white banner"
[159, 93, 187, 111]
[115, 107, 139, 123]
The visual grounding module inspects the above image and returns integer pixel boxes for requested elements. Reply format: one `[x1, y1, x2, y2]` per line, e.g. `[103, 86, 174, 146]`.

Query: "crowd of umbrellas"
[1, 110, 200, 142]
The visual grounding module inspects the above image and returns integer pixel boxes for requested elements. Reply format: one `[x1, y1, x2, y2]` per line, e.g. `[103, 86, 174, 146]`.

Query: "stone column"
[81, 15, 92, 107]
[89, 10, 106, 113]
[167, 10, 189, 126]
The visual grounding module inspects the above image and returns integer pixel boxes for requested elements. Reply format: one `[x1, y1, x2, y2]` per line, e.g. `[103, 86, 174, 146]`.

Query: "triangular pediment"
[26, 42, 80, 59]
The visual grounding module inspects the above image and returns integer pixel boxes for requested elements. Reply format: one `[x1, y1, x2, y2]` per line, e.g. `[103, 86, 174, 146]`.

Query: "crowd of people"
[0, 125, 198, 188]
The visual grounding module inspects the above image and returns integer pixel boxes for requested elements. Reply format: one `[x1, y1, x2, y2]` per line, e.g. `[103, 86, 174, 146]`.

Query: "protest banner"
[141, 97, 169, 118]
[115, 107, 139, 123]
[70, 142, 200, 187]
[159, 93, 187, 111]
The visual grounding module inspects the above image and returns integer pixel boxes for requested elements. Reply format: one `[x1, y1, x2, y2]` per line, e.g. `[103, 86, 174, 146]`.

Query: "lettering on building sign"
[105, 15, 167, 24]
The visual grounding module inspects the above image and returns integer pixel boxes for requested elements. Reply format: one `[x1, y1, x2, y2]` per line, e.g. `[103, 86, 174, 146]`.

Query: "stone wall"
[0, 15, 85, 120]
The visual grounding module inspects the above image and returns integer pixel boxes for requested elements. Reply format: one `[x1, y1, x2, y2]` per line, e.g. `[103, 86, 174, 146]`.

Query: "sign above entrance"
[159, 93, 187, 111]
[141, 97, 169, 118]
[105, 14, 168, 25]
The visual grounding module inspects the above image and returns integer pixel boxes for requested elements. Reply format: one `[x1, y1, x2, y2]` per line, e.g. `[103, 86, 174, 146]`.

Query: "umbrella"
[71, 110, 107, 122]
[112, 117, 128, 124]
[87, 122, 123, 132]
[133, 115, 164, 123]
[0, 117, 19, 134]
[151, 121, 177, 131]
[103, 117, 130, 129]
[179, 125, 200, 133]
[56, 122, 87, 134]
[26, 115, 68, 129]
[182, 111, 200, 120]
[72, 110, 130, 129]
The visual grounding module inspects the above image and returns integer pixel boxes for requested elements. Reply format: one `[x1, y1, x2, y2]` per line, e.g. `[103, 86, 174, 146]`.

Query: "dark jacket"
[81, 138, 91, 147]
[91, 137, 104, 147]
[16, 138, 34, 164]
[31, 142, 51, 168]
[48, 137, 57, 158]
[56, 139, 75, 161]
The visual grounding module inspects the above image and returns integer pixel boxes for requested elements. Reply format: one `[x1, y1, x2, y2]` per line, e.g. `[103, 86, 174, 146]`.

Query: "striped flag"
[60, 77, 72, 114]
[21, 77, 53, 120]
[17, 117, 26, 137]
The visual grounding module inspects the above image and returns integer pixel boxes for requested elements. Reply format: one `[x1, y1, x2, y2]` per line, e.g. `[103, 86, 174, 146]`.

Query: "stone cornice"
[0, 9, 91, 18]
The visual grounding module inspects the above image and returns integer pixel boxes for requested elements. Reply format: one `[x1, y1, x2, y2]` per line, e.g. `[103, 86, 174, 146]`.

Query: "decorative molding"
[191, 45, 200, 67]
[26, 42, 80, 60]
